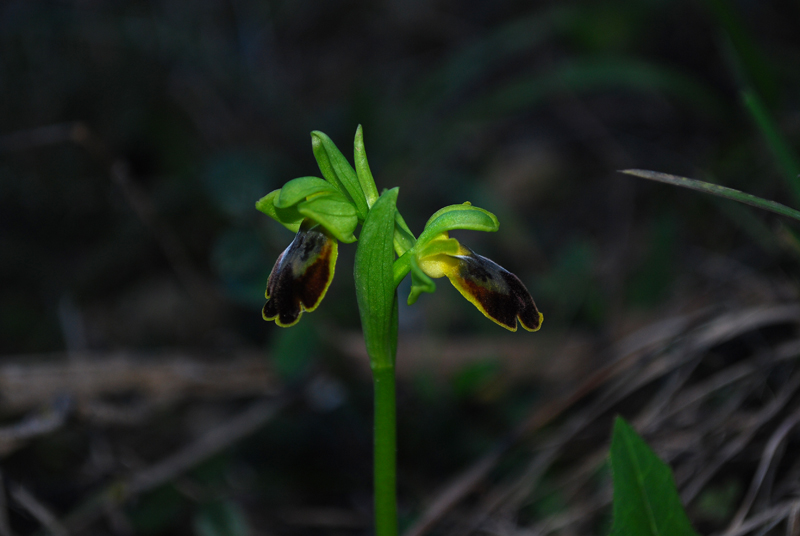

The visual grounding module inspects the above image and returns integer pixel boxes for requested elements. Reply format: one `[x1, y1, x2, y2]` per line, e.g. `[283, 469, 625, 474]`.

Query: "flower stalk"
[256, 127, 542, 535]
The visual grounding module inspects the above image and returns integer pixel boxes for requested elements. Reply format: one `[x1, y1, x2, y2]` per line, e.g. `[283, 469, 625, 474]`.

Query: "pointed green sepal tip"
[354, 125, 379, 208]
[311, 130, 369, 220]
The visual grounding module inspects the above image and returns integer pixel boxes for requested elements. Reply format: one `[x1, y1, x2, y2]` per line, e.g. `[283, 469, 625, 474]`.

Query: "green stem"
[373, 364, 398, 536]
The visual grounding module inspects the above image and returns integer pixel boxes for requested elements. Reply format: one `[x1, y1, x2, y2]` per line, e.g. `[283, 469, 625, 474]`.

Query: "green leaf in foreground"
[610, 417, 699, 536]
[621, 169, 800, 223]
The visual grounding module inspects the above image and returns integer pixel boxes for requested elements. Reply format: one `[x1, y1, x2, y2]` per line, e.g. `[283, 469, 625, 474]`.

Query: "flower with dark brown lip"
[256, 176, 359, 327]
[414, 233, 542, 332]
[262, 220, 338, 327]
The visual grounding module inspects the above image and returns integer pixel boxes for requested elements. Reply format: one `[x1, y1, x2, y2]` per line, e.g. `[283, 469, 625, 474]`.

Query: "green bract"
[355, 188, 399, 368]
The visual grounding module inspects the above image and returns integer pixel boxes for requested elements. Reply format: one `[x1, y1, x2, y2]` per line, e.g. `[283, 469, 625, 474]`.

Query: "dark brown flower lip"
[262, 222, 338, 327]
[448, 250, 542, 332]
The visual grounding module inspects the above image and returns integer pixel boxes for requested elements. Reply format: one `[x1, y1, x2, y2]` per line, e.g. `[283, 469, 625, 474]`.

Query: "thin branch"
[10, 485, 68, 536]
[718, 500, 800, 536]
[0, 472, 16, 536]
[0, 351, 277, 413]
[0, 123, 89, 152]
[682, 369, 800, 504]
[58, 396, 289, 534]
[728, 408, 800, 529]
[0, 399, 72, 456]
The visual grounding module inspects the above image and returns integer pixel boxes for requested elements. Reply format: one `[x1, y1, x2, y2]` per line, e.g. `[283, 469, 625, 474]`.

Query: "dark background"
[2, 0, 800, 535]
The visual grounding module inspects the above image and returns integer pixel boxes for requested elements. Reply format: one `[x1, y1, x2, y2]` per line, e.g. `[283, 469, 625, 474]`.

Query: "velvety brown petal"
[262, 223, 338, 327]
[447, 250, 542, 332]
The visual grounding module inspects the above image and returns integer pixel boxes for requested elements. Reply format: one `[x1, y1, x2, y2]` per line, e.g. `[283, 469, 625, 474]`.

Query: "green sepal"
[311, 131, 369, 220]
[255, 189, 303, 233]
[407, 255, 436, 305]
[417, 202, 499, 245]
[276, 176, 341, 208]
[354, 188, 399, 369]
[354, 125, 380, 208]
[297, 195, 358, 243]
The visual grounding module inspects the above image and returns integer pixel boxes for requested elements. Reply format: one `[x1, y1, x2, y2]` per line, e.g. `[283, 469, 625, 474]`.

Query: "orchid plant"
[256, 126, 542, 536]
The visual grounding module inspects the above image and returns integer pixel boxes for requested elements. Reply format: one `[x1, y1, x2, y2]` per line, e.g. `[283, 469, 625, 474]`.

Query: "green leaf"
[610, 417, 699, 536]
[354, 125, 380, 208]
[255, 190, 303, 233]
[418, 203, 499, 245]
[354, 188, 399, 369]
[621, 169, 800, 222]
[311, 131, 369, 220]
[297, 194, 358, 243]
[276, 176, 341, 208]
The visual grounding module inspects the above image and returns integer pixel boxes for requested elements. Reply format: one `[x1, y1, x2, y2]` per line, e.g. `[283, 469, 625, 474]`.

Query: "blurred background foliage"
[2, 0, 800, 534]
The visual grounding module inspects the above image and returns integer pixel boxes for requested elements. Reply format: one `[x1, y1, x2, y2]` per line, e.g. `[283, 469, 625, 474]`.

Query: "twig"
[728, 408, 800, 529]
[10, 485, 68, 536]
[718, 499, 800, 536]
[0, 398, 72, 455]
[0, 471, 16, 536]
[58, 396, 290, 534]
[0, 351, 277, 413]
[126, 398, 283, 494]
[0, 123, 89, 152]
[786, 503, 800, 536]
[682, 369, 800, 504]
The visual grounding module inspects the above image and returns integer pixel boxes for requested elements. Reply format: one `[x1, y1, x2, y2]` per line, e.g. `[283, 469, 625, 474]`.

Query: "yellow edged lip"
[262, 223, 338, 327]
[417, 243, 542, 332]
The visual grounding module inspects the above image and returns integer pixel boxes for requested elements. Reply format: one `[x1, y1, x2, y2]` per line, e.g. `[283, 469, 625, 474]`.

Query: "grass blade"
[621, 169, 800, 223]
